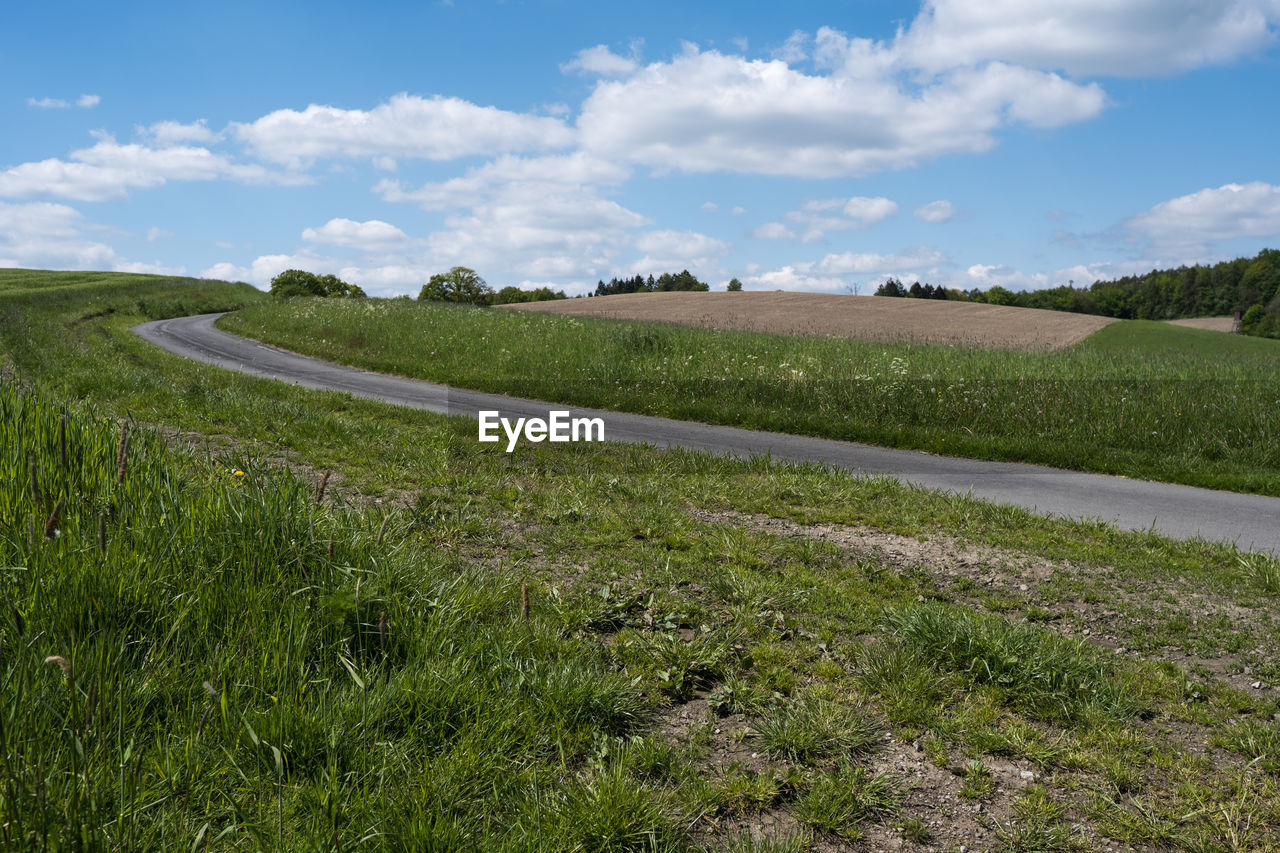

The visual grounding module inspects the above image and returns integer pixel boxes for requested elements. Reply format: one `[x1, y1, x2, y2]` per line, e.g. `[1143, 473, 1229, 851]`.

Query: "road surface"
[135, 312, 1280, 555]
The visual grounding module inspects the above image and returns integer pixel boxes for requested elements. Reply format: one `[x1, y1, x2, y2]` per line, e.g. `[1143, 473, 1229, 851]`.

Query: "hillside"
[505, 291, 1117, 351]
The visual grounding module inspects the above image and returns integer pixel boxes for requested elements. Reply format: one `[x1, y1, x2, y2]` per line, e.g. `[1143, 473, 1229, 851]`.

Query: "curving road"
[135, 313, 1280, 555]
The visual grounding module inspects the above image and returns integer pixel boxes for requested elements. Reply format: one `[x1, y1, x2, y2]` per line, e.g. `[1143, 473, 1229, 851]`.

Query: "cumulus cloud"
[375, 152, 628, 209]
[761, 196, 899, 241]
[700, 201, 719, 212]
[201, 253, 433, 297]
[233, 93, 575, 167]
[76, 94, 101, 108]
[897, 0, 1280, 77]
[0, 135, 310, 201]
[915, 200, 954, 223]
[1124, 182, 1280, 254]
[576, 46, 1105, 178]
[141, 119, 218, 145]
[561, 44, 640, 76]
[302, 218, 411, 250]
[810, 247, 947, 275]
[751, 222, 798, 241]
[746, 247, 948, 292]
[377, 152, 644, 279]
[0, 200, 181, 273]
[841, 196, 899, 226]
[629, 229, 730, 276]
[744, 265, 847, 292]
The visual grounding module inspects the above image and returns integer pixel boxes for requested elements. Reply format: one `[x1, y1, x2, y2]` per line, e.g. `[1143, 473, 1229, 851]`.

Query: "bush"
[269, 269, 365, 298]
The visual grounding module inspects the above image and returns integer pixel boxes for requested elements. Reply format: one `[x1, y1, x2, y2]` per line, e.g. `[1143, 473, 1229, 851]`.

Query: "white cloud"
[576, 46, 1105, 178]
[898, 0, 1280, 77]
[375, 152, 628, 209]
[915, 200, 955, 223]
[202, 253, 434, 297]
[773, 30, 810, 63]
[632, 229, 727, 258]
[302, 218, 411, 250]
[751, 222, 798, 241]
[561, 44, 640, 76]
[113, 260, 187, 275]
[764, 195, 899, 241]
[233, 93, 574, 167]
[376, 152, 645, 279]
[1125, 182, 1280, 253]
[27, 95, 100, 109]
[700, 201, 719, 212]
[840, 196, 899, 226]
[959, 263, 1050, 290]
[746, 247, 948, 292]
[146, 226, 172, 242]
[744, 265, 847, 292]
[0, 200, 182, 274]
[371, 156, 397, 172]
[141, 119, 218, 145]
[810, 247, 947, 275]
[0, 135, 310, 201]
[731, 206, 746, 215]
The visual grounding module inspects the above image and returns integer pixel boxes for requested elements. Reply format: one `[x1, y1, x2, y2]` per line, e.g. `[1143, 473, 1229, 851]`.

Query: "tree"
[984, 285, 1016, 306]
[875, 277, 906, 298]
[726, 278, 744, 292]
[269, 269, 365, 298]
[418, 267, 494, 306]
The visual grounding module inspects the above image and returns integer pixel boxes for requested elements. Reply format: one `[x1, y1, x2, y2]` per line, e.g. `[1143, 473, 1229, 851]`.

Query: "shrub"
[269, 269, 365, 298]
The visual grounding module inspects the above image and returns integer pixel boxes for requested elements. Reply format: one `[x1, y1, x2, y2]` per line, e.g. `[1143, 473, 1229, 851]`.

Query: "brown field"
[505, 291, 1117, 350]
[1166, 316, 1237, 333]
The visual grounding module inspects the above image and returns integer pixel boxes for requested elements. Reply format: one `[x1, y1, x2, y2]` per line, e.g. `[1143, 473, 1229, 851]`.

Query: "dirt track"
[504, 292, 1117, 351]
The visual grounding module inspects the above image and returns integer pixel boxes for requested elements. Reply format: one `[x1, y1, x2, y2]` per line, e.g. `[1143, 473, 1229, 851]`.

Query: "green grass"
[4, 269, 1280, 850]
[220, 296, 1280, 495]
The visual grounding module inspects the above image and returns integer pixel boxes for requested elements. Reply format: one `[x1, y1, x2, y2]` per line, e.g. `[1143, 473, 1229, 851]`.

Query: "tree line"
[268, 267, 566, 307]
[872, 248, 1280, 339]
[593, 270, 709, 296]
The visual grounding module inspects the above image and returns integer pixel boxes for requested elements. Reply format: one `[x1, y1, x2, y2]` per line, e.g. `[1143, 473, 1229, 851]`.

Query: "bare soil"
[1166, 317, 1237, 333]
[505, 293, 1117, 351]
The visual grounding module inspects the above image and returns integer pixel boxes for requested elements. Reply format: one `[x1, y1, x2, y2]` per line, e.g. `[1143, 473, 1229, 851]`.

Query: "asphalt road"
[135, 312, 1280, 555]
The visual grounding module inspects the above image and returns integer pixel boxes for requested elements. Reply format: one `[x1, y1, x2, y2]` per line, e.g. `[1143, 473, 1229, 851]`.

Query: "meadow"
[222, 297, 1280, 495]
[2, 269, 1280, 850]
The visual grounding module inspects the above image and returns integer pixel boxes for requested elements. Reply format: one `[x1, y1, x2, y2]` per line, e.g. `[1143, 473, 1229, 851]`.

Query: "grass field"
[221, 296, 1280, 496]
[3, 269, 1280, 850]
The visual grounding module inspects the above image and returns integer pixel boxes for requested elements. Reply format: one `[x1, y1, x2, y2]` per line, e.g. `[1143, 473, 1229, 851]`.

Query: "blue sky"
[4, 1, 1279, 296]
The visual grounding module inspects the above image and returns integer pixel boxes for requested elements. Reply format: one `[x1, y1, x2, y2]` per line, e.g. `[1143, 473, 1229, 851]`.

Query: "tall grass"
[221, 298, 1280, 495]
[0, 381, 673, 848]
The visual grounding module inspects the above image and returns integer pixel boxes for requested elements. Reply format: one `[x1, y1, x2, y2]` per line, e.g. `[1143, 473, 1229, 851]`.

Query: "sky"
[3, 0, 1280, 297]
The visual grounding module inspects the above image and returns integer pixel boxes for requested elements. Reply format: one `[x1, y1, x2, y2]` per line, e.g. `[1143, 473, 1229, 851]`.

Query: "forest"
[876, 248, 1280, 338]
